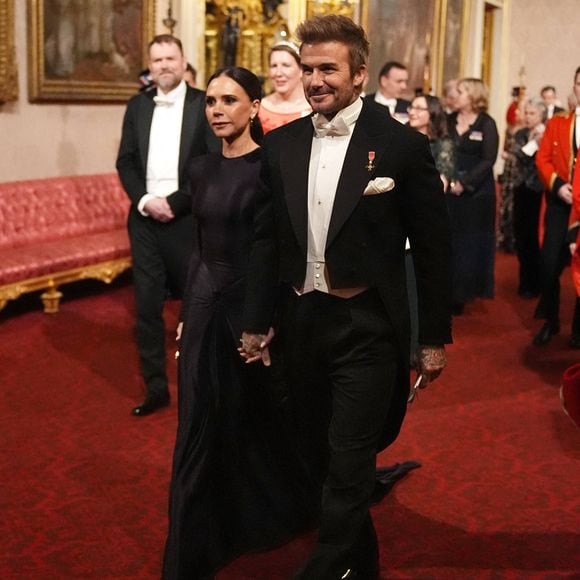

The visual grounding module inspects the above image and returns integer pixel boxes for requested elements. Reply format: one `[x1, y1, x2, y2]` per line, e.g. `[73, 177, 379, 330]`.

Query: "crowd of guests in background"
[370, 61, 580, 350]
[494, 71, 580, 348]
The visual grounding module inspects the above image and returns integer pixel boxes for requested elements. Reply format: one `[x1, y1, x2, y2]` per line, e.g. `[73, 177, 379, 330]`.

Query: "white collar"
[156, 80, 187, 102]
[374, 92, 396, 107]
[312, 97, 363, 133]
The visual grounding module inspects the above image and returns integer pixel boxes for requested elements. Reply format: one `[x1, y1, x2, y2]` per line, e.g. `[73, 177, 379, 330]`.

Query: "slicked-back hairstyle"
[378, 61, 407, 80]
[148, 34, 183, 55]
[296, 15, 369, 76]
[458, 77, 489, 113]
[207, 66, 264, 144]
[540, 85, 556, 96]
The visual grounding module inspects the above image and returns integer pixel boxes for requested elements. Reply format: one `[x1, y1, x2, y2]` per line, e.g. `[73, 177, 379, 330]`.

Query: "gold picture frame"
[363, 0, 468, 97]
[0, 0, 18, 102]
[27, 0, 156, 102]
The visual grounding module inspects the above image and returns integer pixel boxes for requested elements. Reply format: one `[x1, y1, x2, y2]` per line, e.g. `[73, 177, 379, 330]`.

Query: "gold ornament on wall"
[205, 0, 288, 81]
[306, 0, 359, 20]
[0, 0, 18, 102]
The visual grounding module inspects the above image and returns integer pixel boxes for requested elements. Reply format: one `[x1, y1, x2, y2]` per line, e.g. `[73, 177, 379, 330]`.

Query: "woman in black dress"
[447, 78, 499, 314]
[162, 67, 316, 580]
[511, 97, 547, 298]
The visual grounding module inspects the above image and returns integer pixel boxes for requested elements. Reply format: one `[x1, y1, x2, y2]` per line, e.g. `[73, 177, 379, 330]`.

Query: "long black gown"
[162, 149, 317, 579]
[446, 112, 499, 306]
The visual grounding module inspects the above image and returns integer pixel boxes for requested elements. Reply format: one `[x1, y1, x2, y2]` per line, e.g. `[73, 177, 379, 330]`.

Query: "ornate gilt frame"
[27, 0, 156, 102]
[0, 0, 18, 102]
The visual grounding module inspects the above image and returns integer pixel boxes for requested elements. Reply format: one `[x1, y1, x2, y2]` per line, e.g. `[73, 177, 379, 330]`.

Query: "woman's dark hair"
[207, 67, 264, 144]
[414, 94, 448, 139]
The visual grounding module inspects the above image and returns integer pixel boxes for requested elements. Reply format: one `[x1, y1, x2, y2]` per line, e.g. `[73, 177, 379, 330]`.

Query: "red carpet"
[1, 254, 579, 579]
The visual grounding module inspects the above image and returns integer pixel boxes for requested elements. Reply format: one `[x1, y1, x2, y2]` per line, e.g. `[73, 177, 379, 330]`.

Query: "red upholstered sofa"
[0, 173, 131, 313]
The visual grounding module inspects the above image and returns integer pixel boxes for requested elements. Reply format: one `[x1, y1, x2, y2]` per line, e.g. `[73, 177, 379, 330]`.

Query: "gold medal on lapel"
[366, 151, 375, 172]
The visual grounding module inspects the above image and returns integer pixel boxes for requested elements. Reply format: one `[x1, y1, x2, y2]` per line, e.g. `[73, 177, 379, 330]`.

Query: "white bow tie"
[312, 115, 350, 138]
[153, 95, 175, 107]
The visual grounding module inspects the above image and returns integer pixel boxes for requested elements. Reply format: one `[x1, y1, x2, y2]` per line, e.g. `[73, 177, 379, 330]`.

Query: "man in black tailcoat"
[240, 15, 452, 580]
[364, 61, 411, 123]
[116, 35, 217, 416]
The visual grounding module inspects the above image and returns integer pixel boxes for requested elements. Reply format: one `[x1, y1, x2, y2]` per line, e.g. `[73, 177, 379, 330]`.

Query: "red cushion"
[0, 230, 130, 284]
[0, 174, 130, 251]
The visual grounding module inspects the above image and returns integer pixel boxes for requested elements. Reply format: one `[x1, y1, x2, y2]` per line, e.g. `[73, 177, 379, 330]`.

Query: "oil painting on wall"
[365, 0, 437, 97]
[27, 0, 155, 102]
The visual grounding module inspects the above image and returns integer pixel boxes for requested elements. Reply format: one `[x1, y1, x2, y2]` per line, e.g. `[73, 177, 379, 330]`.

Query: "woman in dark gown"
[407, 94, 456, 359]
[447, 78, 499, 314]
[162, 67, 316, 580]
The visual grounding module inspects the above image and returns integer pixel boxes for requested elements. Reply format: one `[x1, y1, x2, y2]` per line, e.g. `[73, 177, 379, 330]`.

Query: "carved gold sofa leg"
[41, 284, 63, 314]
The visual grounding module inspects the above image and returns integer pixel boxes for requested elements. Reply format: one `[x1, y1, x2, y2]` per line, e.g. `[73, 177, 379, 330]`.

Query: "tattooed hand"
[417, 345, 446, 387]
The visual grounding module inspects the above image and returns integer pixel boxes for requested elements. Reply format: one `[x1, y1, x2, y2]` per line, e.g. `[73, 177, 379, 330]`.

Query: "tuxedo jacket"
[363, 93, 411, 116]
[243, 100, 452, 352]
[116, 85, 218, 220]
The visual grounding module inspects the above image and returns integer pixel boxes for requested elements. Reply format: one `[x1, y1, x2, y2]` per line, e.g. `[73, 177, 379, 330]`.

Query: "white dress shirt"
[138, 80, 187, 216]
[374, 91, 397, 116]
[374, 91, 409, 124]
[300, 98, 363, 295]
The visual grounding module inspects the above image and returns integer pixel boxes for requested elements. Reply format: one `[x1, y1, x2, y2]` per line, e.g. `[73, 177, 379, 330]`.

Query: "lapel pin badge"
[366, 151, 375, 172]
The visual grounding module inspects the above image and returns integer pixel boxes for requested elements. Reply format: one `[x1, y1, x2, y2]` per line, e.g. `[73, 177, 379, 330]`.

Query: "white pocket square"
[363, 177, 395, 196]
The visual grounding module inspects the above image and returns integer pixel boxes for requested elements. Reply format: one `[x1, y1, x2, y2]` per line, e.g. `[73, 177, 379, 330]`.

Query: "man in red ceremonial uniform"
[534, 66, 580, 347]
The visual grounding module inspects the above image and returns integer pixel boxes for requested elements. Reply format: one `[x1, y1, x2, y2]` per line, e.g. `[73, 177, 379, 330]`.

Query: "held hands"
[449, 180, 464, 196]
[144, 197, 175, 222]
[239, 328, 275, 366]
[557, 183, 573, 205]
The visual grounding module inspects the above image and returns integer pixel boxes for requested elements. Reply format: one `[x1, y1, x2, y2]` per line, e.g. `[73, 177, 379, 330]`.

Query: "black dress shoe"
[132, 393, 170, 416]
[532, 322, 560, 346]
[569, 335, 580, 349]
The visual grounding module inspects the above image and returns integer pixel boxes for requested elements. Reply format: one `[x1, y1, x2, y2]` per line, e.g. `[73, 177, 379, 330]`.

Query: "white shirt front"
[374, 91, 397, 116]
[138, 80, 187, 216]
[301, 98, 363, 294]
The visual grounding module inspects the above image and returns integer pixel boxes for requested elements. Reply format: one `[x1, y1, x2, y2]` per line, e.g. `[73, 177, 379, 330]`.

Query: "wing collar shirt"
[139, 80, 187, 216]
[374, 91, 396, 116]
[300, 97, 362, 295]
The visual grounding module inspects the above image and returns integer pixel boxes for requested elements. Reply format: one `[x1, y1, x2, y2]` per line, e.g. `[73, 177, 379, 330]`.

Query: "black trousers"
[279, 289, 399, 579]
[128, 211, 194, 396]
[513, 184, 542, 295]
[535, 200, 580, 333]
